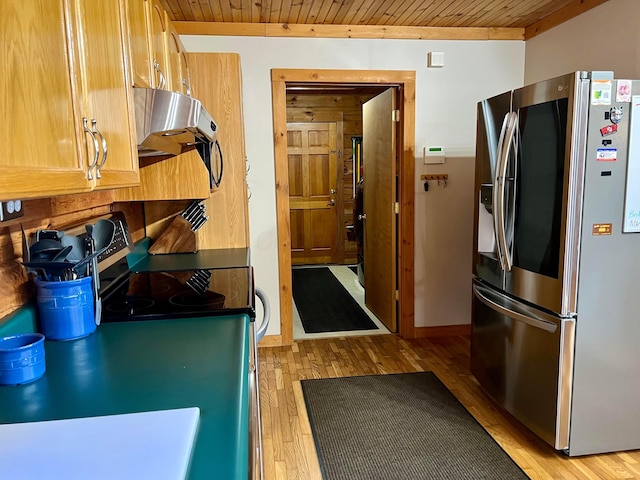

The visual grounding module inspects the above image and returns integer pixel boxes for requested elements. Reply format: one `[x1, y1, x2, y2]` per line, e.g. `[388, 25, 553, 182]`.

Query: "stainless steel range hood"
[134, 88, 217, 158]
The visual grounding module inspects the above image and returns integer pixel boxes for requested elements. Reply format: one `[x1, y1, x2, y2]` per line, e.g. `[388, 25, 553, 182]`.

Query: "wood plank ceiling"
[163, 0, 611, 39]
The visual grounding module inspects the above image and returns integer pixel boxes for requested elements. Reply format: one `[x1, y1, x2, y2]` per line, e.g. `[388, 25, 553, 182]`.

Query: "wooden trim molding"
[415, 324, 471, 338]
[271, 69, 416, 344]
[525, 0, 610, 40]
[174, 21, 524, 41]
[257, 335, 283, 348]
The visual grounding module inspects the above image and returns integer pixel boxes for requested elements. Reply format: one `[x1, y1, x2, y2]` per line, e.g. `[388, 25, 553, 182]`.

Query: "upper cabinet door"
[126, 0, 153, 88]
[166, 19, 190, 95]
[73, 0, 139, 189]
[0, 0, 91, 200]
[148, 0, 169, 90]
[179, 51, 192, 96]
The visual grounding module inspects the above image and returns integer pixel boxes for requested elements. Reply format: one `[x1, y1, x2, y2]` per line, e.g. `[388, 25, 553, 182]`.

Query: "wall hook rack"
[420, 174, 448, 189]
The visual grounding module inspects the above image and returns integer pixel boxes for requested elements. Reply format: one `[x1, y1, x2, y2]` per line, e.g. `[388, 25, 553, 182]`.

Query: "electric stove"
[101, 267, 255, 322]
[88, 215, 255, 323]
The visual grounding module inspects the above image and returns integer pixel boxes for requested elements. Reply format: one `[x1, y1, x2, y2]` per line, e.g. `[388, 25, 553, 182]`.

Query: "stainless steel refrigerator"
[471, 71, 640, 456]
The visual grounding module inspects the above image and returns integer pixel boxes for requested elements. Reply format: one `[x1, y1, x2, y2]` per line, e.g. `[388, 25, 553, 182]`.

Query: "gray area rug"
[301, 372, 529, 480]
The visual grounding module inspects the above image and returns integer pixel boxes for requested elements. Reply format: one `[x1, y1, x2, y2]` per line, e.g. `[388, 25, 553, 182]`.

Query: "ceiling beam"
[173, 21, 524, 41]
[525, 0, 610, 40]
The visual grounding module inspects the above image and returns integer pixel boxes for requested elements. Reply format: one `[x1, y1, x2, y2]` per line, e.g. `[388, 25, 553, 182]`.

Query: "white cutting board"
[0, 407, 200, 480]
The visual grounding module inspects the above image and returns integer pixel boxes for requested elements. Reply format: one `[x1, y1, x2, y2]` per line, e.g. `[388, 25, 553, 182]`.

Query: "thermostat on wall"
[424, 146, 445, 164]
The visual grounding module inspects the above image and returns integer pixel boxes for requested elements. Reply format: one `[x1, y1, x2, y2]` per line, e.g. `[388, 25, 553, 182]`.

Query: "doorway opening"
[271, 69, 416, 345]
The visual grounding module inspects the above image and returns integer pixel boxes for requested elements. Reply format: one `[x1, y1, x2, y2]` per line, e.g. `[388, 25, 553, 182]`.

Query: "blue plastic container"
[35, 277, 96, 341]
[0, 333, 46, 385]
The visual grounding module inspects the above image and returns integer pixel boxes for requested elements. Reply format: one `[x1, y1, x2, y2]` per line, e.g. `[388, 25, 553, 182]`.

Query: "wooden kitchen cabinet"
[73, 0, 139, 190]
[189, 53, 250, 249]
[166, 19, 191, 96]
[0, 1, 92, 200]
[0, 0, 138, 201]
[125, 0, 153, 88]
[124, 0, 189, 94]
[148, 0, 170, 90]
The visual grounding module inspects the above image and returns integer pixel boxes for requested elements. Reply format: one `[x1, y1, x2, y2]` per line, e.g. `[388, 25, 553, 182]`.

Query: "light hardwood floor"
[258, 334, 640, 479]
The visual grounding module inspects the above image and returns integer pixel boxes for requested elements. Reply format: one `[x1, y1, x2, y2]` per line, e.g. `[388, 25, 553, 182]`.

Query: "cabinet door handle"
[153, 59, 166, 89]
[83, 117, 99, 181]
[92, 120, 108, 179]
[182, 78, 191, 97]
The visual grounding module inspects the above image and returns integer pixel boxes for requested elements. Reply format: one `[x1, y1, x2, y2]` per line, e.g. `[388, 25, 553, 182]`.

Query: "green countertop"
[0, 315, 250, 480]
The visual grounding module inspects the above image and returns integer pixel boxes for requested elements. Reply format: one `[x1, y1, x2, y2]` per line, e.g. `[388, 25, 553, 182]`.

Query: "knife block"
[148, 216, 197, 254]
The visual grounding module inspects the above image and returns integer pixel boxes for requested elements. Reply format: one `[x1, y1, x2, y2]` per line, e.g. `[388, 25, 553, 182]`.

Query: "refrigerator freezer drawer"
[471, 280, 575, 450]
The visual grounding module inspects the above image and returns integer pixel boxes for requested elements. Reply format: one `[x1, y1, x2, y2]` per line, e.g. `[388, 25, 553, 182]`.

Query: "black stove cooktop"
[101, 267, 255, 322]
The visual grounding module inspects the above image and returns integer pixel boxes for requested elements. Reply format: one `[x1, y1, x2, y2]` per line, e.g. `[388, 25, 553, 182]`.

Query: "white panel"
[623, 95, 640, 232]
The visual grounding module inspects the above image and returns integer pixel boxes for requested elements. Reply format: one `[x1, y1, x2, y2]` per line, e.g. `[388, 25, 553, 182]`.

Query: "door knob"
[358, 213, 367, 220]
[330, 188, 336, 194]
[327, 199, 335, 206]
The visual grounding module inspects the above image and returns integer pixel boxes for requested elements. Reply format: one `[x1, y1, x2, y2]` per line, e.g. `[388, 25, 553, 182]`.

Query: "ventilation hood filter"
[134, 88, 217, 158]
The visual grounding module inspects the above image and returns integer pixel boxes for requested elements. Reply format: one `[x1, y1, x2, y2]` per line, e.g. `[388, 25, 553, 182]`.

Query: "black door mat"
[301, 372, 529, 480]
[292, 268, 377, 333]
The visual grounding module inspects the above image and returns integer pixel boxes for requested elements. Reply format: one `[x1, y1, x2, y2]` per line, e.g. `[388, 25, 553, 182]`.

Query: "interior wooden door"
[288, 122, 338, 265]
[362, 88, 397, 332]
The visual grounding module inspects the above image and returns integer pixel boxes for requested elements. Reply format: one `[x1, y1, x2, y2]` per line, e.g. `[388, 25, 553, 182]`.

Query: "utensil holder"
[35, 277, 96, 340]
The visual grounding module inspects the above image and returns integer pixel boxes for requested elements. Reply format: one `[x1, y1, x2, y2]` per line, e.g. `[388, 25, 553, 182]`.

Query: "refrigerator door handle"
[493, 113, 510, 270]
[495, 112, 518, 272]
[473, 283, 558, 333]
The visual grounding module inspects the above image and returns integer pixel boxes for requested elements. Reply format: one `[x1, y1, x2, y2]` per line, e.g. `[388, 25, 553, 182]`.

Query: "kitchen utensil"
[67, 221, 116, 277]
[22, 261, 73, 270]
[93, 219, 116, 252]
[20, 225, 30, 263]
[22, 261, 74, 281]
[35, 230, 62, 242]
[29, 238, 63, 256]
[51, 245, 73, 262]
[60, 234, 86, 263]
[87, 220, 115, 326]
[85, 224, 103, 326]
[69, 251, 100, 274]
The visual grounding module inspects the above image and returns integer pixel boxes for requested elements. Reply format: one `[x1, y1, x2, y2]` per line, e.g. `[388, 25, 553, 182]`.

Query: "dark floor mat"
[292, 268, 377, 333]
[301, 372, 529, 480]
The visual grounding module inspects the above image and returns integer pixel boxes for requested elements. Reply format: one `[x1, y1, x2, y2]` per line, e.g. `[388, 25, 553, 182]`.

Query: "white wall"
[182, 35, 525, 334]
[525, 0, 640, 84]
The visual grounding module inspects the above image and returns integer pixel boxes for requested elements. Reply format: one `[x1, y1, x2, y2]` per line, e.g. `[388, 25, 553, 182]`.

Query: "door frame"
[271, 68, 416, 345]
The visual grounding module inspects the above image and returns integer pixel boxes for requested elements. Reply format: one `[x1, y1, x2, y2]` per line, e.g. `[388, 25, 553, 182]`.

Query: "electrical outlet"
[0, 200, 24, 221]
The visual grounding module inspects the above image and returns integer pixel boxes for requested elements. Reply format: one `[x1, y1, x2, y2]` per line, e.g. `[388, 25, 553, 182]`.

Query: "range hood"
[134, 88, 217, 158]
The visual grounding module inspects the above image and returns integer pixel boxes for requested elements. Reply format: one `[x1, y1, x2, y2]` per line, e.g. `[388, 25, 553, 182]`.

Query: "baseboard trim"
[258, 335, 284, 347]
[415, 324, 471, 337]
